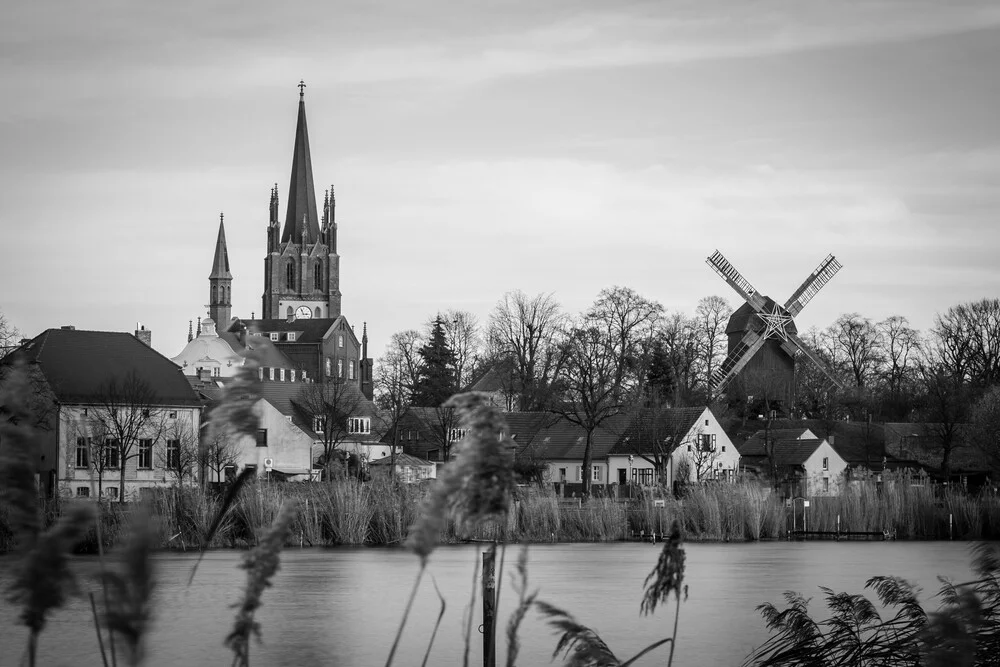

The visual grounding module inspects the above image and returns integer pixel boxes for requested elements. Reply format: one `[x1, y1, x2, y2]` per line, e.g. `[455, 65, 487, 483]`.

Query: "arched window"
[314, 261, 322, 291]
[211, 285, 217, 305]
[286, 306, 294, 319]
[224, 286, 229, 304]
[315, 307, 322, 318]
[286, 260, 295, 289]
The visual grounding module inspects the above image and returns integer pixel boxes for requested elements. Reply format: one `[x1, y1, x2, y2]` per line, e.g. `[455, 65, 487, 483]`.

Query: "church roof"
[9, 328, 201, 406]
[210, 215, 232, 279]
[281, 88, 320, 245]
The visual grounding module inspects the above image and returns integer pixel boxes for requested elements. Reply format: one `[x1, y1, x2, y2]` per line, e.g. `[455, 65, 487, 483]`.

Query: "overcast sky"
[3, 0, 999, 361]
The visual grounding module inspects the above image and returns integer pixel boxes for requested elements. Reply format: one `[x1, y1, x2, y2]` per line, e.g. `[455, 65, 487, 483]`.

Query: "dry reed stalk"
[224, 501, 298, 667]
[100, 507, 157, 666]
[505, 545, 538, 667]
[419, 575, 447, 667]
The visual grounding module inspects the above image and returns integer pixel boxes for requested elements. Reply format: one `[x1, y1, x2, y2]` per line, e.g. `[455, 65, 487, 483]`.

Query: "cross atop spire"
[298, 79, 306, 99]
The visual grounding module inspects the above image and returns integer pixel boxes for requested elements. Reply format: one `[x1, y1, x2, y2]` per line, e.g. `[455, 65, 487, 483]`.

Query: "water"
[0, 541, 980, 666]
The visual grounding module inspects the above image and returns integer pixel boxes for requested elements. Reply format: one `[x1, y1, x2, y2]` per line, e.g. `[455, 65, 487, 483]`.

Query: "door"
[618, 468, 627, 484]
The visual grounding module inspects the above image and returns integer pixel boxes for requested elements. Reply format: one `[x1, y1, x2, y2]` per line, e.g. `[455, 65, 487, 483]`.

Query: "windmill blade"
[785, 332, 844, 389]
[783, 254, 842, 317]
[712, 330, 768, 394]
[706, 250, 767, 312]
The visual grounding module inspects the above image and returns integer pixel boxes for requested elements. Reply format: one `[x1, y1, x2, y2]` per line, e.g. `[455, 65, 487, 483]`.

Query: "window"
[291, 370, 297, 382]
[348, 417, 371, 434]
[427, 449, 440, 461]
[245, 464, 258, 476]
[823, 477, 830, 493]
[75, 437, 90, 468]
[633, 468, 654, 485]
[337, 359, 343, 377]
[168, 410, 177, 419]
[314, 262, 322, 290]
[270, 332, 279, 342]
[258, 368, 264, 380]
[575, 466, 582, 482]
[697, 434, 717, 452]
[256, 429, 268, 447]
[722, 446, 726, 452]
[288, 332, 297, 342]
[224, 465, 237, 482]
[559, 468, 567, 482]
[279, 368, 286, 381]
[105, 443, 120, 469]
[338, 335, 344, 348]
[286, 260, 295, 289]
[448, 428, 467, 443]
[325, 358, 332, 376]
[314, 307, 321, 318]
[269, 368, 275, 381]
[142, 409, 150, 418]
[76, 487, 90, 497]
[82, 408, 88, 416]
[705, 419, 709, 426]
[313, 416, 326, 433]
[166, 439, 180, 469]
[286, 306, 294, 319]
[138, 439, 153, 469]
[213, 367, 220, 377]
[822, 457, 830, 471]
[285, 415, 293, 423]
[592, 466, 602, 482]
[301, 370, 307, 380]
[106, 487, 119, 500]
[349, 359, 355, 380]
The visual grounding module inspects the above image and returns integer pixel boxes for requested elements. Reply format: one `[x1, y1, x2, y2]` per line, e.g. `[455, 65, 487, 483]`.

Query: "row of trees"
[374, 292, 1000, 490]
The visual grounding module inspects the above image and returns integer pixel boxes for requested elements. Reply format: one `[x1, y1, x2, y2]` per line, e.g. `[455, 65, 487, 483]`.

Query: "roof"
[726, 299, 799, 337]
[8, 329, 201, 406]
[469, 367, 505, 393]
[228, 316, 347, 345]
[606, 407, 706, 455]
[210, 216, 232, 279]
[738, 428, 814, 457]
[282, 93, 320, 244]
[370, 453, 434, 467]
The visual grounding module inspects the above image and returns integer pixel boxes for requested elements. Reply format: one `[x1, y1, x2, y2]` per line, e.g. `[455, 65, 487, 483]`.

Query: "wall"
[232, 400, 313, 479]
[672, 409, 742, 484]
[803, 439, 848, 496]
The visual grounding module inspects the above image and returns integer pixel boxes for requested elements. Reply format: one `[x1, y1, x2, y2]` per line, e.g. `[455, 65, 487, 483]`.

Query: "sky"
[3, 0, 1000, 362]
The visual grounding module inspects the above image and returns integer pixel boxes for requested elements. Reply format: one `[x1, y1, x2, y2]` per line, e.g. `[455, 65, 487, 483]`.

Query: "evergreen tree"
[411, 317, 459, 407]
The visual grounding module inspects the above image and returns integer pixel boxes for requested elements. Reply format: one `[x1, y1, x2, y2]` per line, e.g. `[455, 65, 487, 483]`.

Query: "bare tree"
[969, 386, 1000, 477]
[617, 405, 694, 483]
[413, 406, 461, 462]
[916, 361, 971, 483]
[827, 313, 884, 388]
[435, 309, 482, 390]
[296, 377, 368, 478]
[649, 312, 702, 407]
[68, 417, 115, 499]
[201, 428, 241, 484]
[153, 415, 200, 486]
[0, 308, 21, 358]
[875, 315, 922, 419]
[90, 370, 167, 502]
[694, 296, 733, 404]
[931, 299, 1000, 389]
[688, 426, 719, 482]
[486, 290, 566, 411]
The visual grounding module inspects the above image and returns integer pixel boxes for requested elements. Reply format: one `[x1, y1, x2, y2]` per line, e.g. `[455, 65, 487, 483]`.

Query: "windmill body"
[706, 251, 844, 413]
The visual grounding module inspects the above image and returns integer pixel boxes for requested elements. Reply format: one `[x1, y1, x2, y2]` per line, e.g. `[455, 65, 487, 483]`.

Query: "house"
[369, 453, 436, 483]
[884, 421, 986, 489]
[467, 367, 518, 412]
[606, 407, 741, 487]
[1, 327, 202, 499]
[738, 428, 847, 496]
[389, 406, 468, 464]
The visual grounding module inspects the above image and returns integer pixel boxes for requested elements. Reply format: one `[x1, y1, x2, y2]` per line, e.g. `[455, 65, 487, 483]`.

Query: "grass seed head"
[640, 519, 686, 616]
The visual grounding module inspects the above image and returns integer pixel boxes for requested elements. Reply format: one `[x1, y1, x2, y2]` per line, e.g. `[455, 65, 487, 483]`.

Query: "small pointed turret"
[187, 320, 193, 343]
[281, 81, 320, 244]
[208, 213, 233, 332]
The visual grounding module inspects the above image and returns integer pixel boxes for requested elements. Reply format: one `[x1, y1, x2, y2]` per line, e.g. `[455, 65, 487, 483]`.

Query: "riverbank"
[2, 477, 997, 552]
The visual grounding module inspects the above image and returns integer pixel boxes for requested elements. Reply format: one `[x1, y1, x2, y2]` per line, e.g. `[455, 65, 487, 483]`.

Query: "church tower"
[208, 213, 233, 331]
[262, 82, 342, 320]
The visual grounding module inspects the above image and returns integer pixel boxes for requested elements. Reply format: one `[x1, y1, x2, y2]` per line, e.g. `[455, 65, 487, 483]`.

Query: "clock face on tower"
[295, 306, 313, 320]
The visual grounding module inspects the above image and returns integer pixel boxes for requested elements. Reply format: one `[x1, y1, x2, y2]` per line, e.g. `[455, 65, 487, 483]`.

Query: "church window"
[211, 285, 217, 305]
[315, 307, 322, 318]
[338, 335, 344, 348]
[286, 306, 293, 319]
[314, 261, 322, 290]
[286, 260, 295, 289]
[337, 359, 344, 377]
[325, 357, 332, 376]
[348, 359, 355, 380]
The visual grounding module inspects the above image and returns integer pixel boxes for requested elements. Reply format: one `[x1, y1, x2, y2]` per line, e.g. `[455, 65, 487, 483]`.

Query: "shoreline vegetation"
[4, 475, 999, 554]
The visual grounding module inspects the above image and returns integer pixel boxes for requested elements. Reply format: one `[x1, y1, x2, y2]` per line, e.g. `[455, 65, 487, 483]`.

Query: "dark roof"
[469, 367, 505, 393]
[228, 316, 348, 345]
[370, 453, 434, 467]
[8, 329, 201, 406]
[882, 422, 983, 473]
[738, 428, 814, 457]
[282, 94, 320, 244]
[210, 216, 232, 279]
[607, 407, 706, 455]
[739, 439, 826, 469]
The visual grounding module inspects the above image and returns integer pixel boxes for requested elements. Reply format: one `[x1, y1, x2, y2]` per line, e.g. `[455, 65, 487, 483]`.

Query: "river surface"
[0, 541, 983, 666]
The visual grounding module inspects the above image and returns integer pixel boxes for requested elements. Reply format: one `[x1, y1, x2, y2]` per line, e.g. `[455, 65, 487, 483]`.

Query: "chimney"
[828, 434, 836, 446]
[134, 324, 152, 347]
[61, 325, 76, 330]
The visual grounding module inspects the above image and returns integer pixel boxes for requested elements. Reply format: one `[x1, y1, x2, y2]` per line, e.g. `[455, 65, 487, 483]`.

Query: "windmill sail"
[706, 250, 767, 312]
[711, 330, 768, 394]
[783, 254, 842, 317]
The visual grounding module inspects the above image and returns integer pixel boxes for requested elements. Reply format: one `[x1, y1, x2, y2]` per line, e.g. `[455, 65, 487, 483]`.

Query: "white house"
[738, 428, 847, 496]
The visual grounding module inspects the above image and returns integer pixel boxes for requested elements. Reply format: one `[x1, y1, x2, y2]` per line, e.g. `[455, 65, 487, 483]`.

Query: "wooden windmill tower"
[706, 250, 844, 410]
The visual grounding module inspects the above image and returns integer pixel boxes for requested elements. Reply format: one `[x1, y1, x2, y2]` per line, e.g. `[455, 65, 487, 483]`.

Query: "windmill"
[705, 250, 844, 402]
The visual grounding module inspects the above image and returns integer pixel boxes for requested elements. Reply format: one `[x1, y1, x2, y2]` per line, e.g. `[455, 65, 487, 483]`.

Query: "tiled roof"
[227, 317, 340, 344]
[738, 428, 813, 457]
[606, 407, 706, 455]
[469, 367, 505, 392]
[8, 329, 201, 406]
[370, 453, 434, 467]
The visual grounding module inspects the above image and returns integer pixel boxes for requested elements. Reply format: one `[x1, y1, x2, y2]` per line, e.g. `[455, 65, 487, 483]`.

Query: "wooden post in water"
[950, 513, 954, 540]
[483, 549, 496, 667]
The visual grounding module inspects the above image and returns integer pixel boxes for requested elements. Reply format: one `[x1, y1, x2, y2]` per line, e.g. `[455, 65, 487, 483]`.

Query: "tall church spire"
[209, 213, 233, 331]
[281, 80, 320, 244]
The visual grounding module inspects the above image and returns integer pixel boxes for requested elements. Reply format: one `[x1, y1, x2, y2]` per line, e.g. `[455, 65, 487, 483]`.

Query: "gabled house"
[606, 407, 740, 486]
[369, 453, 436, 483]
[738, 428, 846, 496]
[2, 327, 202, 499]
